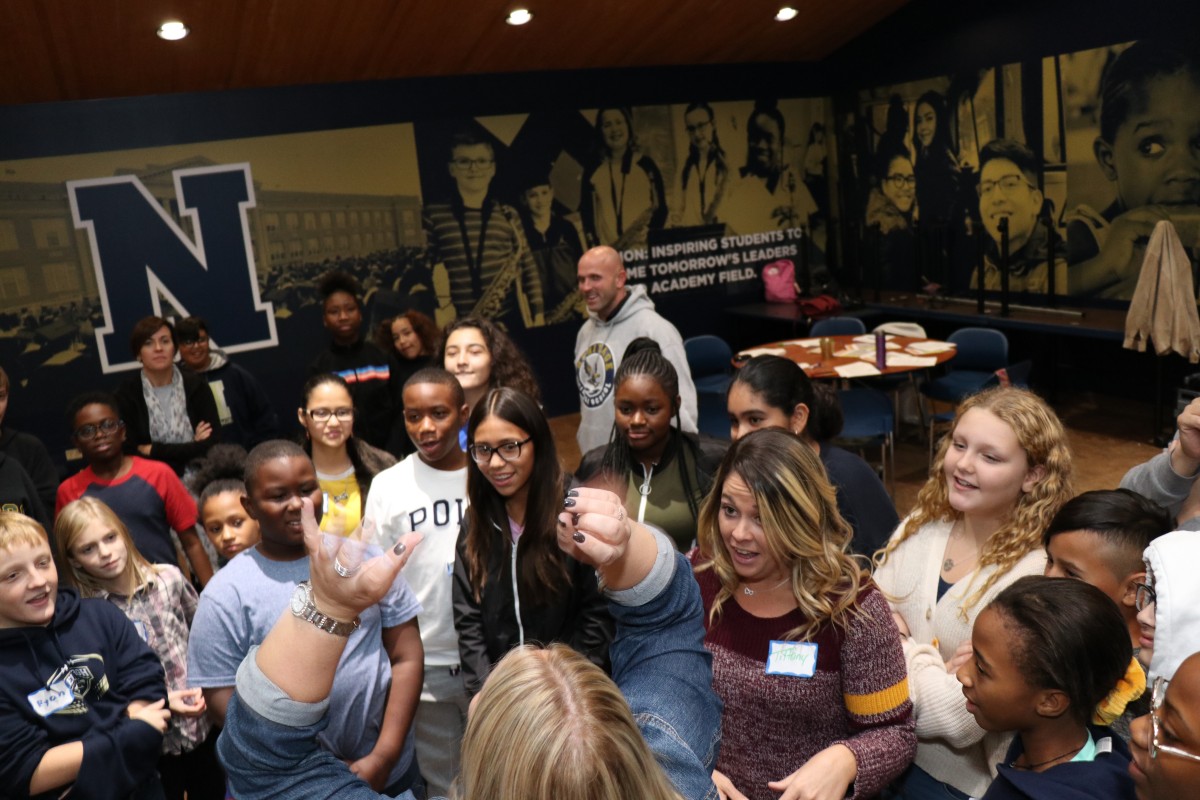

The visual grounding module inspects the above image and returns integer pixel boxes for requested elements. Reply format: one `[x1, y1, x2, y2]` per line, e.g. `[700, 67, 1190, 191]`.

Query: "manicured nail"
[563, 497, 576, 508]
[572, 531, 586, 543]
[567, 489, 579, 497]
[572, 513, 580, 526]
[393, 541, 406, 556]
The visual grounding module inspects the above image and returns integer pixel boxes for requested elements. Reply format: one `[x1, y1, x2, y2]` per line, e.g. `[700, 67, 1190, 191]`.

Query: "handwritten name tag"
[28, 680, 73, 716]
[766, 641, 818, 678]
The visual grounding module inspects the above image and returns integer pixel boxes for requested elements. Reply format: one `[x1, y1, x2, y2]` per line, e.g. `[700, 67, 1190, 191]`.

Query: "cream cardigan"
[873, 518, 1046, 798]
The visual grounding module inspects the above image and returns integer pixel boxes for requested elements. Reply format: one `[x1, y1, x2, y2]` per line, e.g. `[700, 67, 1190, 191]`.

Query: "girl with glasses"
[865, 145, 918, 290]
[1129, 654, 1200, 800]
[297, 374, 395, 536]
[1136, 529, 1200, 682]
[453, 387, 613, 698]
[957, 575, 1140, 799]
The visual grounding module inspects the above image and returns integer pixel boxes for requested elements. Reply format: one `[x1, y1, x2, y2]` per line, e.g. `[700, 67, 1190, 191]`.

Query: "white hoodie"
[574, 283, 698, 453]
[1143, 529, 1200, 680]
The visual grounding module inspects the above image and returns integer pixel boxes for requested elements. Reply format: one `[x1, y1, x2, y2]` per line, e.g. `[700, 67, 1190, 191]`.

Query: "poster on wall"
[0, 94, 831, 463]
[1061, 40, 1200, 299]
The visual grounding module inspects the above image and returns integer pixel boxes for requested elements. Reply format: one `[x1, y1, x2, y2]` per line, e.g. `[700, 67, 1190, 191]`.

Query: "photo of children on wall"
[1062, 39, 1200, 299]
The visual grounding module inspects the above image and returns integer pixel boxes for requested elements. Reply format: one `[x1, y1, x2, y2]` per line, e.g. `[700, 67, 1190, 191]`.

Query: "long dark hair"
[989, 576, 1131, 726]
[729, 355, 843, 441]
[464, 388, 568, 605]
[298, 373, 383, 506]
[914, 90, 953, 157]
[600, 339, 705, 521]
[437, 316, 542, 404]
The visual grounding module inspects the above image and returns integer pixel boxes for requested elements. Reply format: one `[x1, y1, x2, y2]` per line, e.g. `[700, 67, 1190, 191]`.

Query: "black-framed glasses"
[885, 173, 916, 189]
[1135, 582, 1157, 612]
[978, 174, 1035, 196]
[74, 418, 123, 441]
[450, 157, 494, 170]
[1150, 676, 1200, 763]
[178, 336, 209, 347]
[306, 408, 354, 422]
[468, 436, 532, 465]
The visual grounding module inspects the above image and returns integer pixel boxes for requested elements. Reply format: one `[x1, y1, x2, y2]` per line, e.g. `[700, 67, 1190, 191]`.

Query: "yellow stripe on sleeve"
[844, 677, 910, 718]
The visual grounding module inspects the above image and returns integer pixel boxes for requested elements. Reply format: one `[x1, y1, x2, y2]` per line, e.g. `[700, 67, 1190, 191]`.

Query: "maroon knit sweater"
[693, 560, 915, 799]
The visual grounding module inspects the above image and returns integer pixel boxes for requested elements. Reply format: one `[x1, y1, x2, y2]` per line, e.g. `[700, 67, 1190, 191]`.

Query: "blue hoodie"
[0, 587, 167, 799]
[983, 724, 1135, 800]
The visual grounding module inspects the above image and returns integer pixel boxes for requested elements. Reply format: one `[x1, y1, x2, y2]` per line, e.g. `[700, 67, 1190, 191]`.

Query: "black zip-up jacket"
[451, 517, 613, 696]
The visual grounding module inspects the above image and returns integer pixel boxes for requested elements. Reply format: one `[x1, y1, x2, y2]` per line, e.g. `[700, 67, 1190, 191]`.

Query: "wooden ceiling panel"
[0, 0, 910, 106]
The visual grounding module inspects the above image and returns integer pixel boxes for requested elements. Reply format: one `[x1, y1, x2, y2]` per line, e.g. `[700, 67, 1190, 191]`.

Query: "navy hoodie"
[0, 588, 167, 799]
[983, 724, 1135, 800]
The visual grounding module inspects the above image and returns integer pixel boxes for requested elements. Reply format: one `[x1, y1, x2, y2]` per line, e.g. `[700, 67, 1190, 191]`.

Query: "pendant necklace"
[1010, 737, 1088, 771]
[743, 577, 789, 596]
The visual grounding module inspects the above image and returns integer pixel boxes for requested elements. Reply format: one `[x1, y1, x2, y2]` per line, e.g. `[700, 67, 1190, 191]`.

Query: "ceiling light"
[157, 21, 190, 40]
[775, 7, 798, 21]
[506, 9, 533, 25]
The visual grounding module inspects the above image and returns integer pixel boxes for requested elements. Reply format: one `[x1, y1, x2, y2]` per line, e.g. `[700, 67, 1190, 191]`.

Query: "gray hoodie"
[574, 283, 698, 453]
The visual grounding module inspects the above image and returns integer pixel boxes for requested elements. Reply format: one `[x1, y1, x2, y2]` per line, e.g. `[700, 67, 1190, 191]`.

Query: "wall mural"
[0, 97, 827, 464]
[852, 37, 1200, 303]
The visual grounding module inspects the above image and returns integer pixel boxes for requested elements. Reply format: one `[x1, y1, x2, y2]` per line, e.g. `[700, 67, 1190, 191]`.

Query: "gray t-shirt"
[187, 546, 422, 785]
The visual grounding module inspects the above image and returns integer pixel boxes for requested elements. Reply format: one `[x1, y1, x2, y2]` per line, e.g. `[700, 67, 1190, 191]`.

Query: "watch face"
[291, 582, 310, 615]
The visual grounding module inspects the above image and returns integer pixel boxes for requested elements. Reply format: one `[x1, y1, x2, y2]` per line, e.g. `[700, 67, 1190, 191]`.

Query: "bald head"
[577, 246, 627, 320]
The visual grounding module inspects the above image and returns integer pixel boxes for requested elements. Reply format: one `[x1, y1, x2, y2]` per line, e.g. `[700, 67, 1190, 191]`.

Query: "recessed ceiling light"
[506, 8, 533, 25]
[775, 7, 798, 21]
[157, 21, 189, 40]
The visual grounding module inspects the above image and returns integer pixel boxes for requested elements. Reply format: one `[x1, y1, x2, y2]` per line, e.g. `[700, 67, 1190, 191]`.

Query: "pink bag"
[763, 259, 797, 303]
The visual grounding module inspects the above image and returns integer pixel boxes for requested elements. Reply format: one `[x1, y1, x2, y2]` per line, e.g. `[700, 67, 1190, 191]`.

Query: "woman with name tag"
[873, 386, 1074, 800]
[692, 428, 915, 800]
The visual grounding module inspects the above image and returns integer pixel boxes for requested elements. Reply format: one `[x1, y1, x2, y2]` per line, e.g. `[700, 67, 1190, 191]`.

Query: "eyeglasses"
[179, 337, 209, 348]
[306, 408, 354, 422]
[450, 158, 495, 170]
[978, 174, 1035, 196]
[1150, 676, 1200, 763]
[885, 173, 916, 189]
[468, 436, 532, 465]
[1135, 582, 1157, 612]
[75, 418, 123, 441]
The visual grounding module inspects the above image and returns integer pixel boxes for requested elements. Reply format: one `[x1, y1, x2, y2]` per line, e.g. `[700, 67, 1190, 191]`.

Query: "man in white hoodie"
[574, 246, 697, 453]
[1137, 529, 1200, 682]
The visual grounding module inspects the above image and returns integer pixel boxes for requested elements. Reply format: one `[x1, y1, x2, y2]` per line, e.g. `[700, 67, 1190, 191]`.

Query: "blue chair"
[920, 327, 1009, 405]
[696, 391, 731, 440]
[684, 335, 733, 394]
[834, 388, 895, 494]
[809, 316, 867, 337]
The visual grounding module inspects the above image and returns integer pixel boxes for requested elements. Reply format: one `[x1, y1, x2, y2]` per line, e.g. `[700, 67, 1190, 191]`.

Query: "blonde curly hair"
[695, 428, 867, 641]
[875, 386, 1073, 615]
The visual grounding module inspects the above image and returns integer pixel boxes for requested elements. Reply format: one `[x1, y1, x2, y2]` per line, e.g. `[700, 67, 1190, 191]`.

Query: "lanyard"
[455, 203, 492, 298]
[607, 160, 626, 236]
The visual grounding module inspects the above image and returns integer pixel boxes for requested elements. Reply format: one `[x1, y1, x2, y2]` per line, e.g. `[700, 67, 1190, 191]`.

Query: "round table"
[735, 334, 957, 379]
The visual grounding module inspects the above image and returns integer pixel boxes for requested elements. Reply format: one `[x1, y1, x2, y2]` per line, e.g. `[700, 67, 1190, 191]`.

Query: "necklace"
[742, 577, 789, 596]
[1010, 737, 1088, 771]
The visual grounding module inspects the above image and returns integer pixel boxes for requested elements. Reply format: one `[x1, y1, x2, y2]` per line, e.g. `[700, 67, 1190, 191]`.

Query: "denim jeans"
[896, 764, 972, 800]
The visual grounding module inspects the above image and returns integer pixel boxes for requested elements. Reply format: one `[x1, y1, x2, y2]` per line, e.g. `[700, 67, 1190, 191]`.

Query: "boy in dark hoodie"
[0, 511, 169, 800]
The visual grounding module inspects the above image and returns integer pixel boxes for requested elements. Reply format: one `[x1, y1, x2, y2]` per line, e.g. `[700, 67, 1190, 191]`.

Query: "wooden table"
[735, 334, 957, 380]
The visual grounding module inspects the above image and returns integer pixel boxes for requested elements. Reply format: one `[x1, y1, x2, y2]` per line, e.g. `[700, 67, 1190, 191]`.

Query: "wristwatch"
[290, 581, 361, 637]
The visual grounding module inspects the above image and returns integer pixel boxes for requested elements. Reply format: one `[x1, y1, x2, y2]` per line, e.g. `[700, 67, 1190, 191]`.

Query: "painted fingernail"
[573, 531, 586, 543]
[393, 541, 406, 556]
[572, 513, 580, 526]
[567, 489, 579, 497]
[563, 498, 576, 508]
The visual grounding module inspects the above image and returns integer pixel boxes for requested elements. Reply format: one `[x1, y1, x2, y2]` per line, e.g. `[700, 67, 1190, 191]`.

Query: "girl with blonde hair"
[873, 385, 1074, 800]
[693, 428, 915, 800]
[55, 497, 224, 800]
[454, 643, 680, 800]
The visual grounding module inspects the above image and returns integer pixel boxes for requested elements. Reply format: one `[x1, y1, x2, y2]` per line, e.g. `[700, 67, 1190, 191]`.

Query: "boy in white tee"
[364, 368, 469, 798]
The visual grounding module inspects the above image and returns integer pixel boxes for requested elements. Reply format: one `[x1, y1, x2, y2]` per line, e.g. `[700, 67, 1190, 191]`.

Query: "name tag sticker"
[766, 641, 818, 678]
[28, 680, 73, 716]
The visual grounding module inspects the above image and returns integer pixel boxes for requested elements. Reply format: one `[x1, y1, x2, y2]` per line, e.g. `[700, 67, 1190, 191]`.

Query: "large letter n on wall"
[68, 163, 276, 373]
